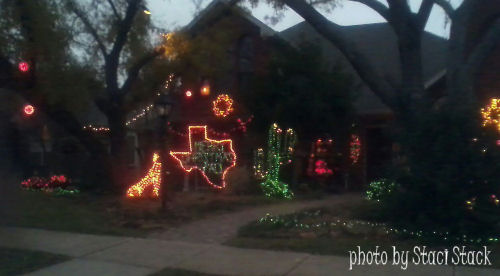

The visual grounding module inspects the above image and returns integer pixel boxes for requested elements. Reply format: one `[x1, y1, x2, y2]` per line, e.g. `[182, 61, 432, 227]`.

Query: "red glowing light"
[24, 104, 35, 116]
[18, 62, 29, 72]
[497, 140, 500, 146]
[185, 90, 192, 97]
[170, 126, 236, 189]
[314, 160, 333, 176]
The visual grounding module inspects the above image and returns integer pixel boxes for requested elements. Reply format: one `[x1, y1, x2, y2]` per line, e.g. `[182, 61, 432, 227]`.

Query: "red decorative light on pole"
[185, 90, 192, 98]
[18, 61, 29, 72]
[24, 104, 35, 116]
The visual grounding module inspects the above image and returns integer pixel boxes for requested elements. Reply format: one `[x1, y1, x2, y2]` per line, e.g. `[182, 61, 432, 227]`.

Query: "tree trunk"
[108, 109, 129, 191]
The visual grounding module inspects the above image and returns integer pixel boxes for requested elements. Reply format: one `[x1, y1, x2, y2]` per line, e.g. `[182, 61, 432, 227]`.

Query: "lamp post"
[155, 92, 175, 210]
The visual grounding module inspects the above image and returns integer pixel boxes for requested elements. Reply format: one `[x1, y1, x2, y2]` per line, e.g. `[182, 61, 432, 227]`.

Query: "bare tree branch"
[417, 0, 434, 30]
[465, 17, 500, 76]
[430, 0, 456, 17]
[106, 0, 122, 22]
[283, 0, 397, 110]
[68, 1, 108, 57]
[349, 0, 391, 23]
[121, 47, 166, 95]
[387, 0, 411, 13]
[109, 0, 142, 59]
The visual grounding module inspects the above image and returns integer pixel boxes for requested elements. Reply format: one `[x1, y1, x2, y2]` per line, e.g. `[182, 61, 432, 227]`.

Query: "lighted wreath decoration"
[213, 94, 234, 118]
[481, 98, 500, 133]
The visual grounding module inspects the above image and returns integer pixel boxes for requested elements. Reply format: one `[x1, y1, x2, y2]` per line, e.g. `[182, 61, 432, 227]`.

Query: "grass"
[0, 247, 69, 275]
[150, 267, 220, 276]
[226, 200, 500, 268]
[0, 188, 277, 237]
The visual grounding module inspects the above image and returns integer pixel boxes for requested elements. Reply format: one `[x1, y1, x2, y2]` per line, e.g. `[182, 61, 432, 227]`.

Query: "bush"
[225, 166, 260, 195]
[385, 108, 500, 237]
[366, 179, 397, 202]
[21, 175, 70, 190]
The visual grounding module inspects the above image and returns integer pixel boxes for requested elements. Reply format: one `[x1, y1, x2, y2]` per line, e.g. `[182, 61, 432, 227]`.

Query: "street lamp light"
[154, 92, 175, 210]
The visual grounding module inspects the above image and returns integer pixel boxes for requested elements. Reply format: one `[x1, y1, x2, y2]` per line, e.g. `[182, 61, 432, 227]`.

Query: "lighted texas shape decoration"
[170, 126, 236, 189]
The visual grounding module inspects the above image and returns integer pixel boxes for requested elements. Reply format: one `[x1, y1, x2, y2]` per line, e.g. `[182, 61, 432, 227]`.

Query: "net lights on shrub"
[481, 98, 500, 133]
[170, 126, 236, 189]
[212, 94, 234, 118]
[253, 123, 296, 199]
[126, 153, 162, 198]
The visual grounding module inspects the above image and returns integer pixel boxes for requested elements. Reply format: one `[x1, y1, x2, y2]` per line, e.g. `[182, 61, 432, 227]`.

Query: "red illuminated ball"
[185, 90, 192, 97]
[18, 62, 29, 72]
[24, 104, 35, 116]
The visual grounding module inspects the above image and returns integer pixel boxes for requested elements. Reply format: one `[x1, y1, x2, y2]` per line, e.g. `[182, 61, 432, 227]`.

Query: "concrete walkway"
[1, 227, 499, 276]
[148, 195, 358, 244]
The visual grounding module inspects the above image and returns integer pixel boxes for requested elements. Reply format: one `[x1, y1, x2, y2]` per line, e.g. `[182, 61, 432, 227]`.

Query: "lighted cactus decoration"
[253, 123, 296, 198]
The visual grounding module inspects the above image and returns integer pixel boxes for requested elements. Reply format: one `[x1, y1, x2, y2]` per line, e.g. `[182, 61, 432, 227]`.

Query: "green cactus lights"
[253, 123, 297, 199]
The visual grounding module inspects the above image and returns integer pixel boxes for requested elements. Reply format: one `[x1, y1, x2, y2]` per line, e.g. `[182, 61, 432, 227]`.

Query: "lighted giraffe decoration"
[126, 153, 162, 198]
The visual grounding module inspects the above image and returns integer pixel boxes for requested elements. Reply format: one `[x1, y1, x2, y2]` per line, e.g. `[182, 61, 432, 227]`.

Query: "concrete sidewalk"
[148, 195, 355, 244]
[1, 227, 499, 276]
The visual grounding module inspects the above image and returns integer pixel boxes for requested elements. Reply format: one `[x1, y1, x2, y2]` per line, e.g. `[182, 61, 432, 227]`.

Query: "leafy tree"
[246, 40, 354, 140]
[65, 0, 170, 189]
[0, 0, 108, 170]
[239, 0, 500, 233]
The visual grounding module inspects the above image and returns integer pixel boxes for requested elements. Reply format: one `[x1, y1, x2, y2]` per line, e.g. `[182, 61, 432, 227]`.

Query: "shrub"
[386, 108, 500, 236]
[366, 179, 397, 202]
[21, 175, 70, 190]
[225, 166, 260, 195]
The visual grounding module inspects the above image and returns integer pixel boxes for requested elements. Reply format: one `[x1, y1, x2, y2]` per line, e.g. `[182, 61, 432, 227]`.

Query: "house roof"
[185, 0, 276, 37]
[280, 22, 448, 116]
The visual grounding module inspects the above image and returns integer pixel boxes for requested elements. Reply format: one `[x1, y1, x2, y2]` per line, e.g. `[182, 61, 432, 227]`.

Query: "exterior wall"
[465, 0, 500, 102]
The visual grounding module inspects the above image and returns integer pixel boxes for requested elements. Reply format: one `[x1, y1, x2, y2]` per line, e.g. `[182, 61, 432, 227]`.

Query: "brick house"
[126, 0, 451, 188]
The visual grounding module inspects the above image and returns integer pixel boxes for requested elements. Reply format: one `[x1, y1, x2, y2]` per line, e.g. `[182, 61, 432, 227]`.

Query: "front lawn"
[0, 189, 277, 237]
[226, 200, 500, 268]
[0, 247, 69, 275]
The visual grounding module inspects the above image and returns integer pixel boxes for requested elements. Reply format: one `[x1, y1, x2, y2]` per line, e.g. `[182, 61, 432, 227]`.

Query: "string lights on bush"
[350, 134, 361, 164]
[366, 179, 397, 202]
[307, 139, 334, 177]
[170, 126, 236, 189]
[21, 175, 78, 195]
[257, 211, 500, 245]
[126, 153, 162, 198]
[212, 94, 234, 118]
[481, 98, 500, 133]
